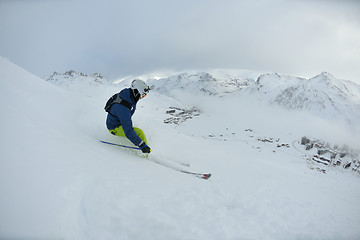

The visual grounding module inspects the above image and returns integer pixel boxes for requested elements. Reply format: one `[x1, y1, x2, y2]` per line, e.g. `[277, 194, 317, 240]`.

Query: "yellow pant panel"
[109, 126, 148, 145]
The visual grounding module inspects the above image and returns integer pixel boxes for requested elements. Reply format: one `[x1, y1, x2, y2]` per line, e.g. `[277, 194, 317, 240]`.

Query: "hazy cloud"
[0, 0, 359, 82]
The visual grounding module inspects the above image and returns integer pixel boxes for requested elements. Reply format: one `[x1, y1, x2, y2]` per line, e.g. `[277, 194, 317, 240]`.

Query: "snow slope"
[1, 57, 360, 240]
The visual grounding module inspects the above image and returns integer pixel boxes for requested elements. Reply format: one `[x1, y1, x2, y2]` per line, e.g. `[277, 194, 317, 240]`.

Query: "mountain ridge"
[42, 68, 360, 127]
[146, 71, 360, 127]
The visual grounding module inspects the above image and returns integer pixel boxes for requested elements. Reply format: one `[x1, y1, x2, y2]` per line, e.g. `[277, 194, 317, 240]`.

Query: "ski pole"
[99, 140, 141, 150]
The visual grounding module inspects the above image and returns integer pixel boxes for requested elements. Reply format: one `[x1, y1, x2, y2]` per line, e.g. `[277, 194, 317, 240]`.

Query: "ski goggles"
[140, 92, 147, 99]
[140, 85, 154, 98]
[140, 87, 149, 98]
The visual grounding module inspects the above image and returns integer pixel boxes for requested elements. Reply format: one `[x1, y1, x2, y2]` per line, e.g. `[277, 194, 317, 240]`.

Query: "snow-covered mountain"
[150, 71, 253, 96]
[1, 57, 360, 240]
[45, 70, 106, 92]
[147, 71, 360, 128]
[45, 68, 360, 129]
[249, 72, 360, 126]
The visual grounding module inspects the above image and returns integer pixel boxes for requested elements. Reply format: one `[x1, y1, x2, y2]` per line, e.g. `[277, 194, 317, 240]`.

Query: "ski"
[180, 170, 212, 180]
[148, 157, 212, 180]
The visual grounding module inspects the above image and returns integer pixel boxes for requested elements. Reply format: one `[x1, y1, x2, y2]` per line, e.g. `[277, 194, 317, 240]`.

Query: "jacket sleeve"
[117, 105, 143, 146]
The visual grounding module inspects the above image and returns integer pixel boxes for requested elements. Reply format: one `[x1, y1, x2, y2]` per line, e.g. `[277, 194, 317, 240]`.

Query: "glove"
[139, 142, 151, 154]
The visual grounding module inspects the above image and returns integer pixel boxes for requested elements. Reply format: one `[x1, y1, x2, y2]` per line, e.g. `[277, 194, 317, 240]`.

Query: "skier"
[105, 79, 152, 154]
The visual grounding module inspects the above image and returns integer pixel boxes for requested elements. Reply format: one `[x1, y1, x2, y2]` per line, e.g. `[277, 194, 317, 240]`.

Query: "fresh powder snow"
[1, 57, 360, 240]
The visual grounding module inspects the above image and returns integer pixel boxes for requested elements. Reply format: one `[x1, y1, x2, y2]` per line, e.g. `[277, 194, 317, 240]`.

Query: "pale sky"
[1, 0, 360, 82]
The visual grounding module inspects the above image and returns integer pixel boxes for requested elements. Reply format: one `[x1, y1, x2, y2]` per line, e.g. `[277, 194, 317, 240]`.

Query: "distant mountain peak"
[45, 70, 105, 90]
[149, 71, 252, 96]
[309, 72, 339, 86]
[250, 72, 360, 126]
[255, 72, 282, 85]
[49, 70, 103, 80]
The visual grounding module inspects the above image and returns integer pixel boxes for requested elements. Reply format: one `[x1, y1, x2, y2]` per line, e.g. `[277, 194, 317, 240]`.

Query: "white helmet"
[131, 79, 154, 97]
[131, 79, 151, 95]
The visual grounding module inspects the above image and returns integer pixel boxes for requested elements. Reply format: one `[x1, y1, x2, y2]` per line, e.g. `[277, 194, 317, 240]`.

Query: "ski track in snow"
[1, 57, 360, 240]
